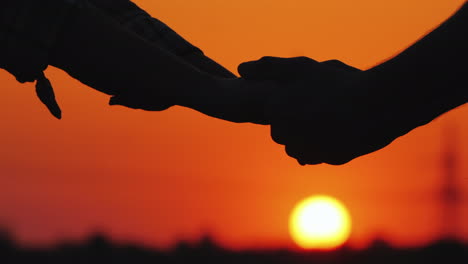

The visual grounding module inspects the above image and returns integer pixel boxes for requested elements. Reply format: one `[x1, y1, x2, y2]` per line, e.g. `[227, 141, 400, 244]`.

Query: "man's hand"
[238, 56, 422, 165]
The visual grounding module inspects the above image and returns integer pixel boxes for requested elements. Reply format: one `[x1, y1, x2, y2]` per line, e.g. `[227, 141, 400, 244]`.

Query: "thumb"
[238, 56, 319, 80]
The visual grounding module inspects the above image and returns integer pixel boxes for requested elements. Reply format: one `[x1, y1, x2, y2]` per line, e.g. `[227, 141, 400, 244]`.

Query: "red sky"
[0, 0, 467, 250]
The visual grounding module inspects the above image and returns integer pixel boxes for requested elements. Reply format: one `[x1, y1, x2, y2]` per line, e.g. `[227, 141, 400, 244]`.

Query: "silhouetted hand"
[238, 56, 425, 165]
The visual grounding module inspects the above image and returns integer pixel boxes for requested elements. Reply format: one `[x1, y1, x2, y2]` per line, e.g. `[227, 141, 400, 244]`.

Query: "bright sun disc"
[289, 195, 351, 250]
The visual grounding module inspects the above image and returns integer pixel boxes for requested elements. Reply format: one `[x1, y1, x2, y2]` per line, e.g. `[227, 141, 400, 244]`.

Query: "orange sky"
[0, 0, 467, 250]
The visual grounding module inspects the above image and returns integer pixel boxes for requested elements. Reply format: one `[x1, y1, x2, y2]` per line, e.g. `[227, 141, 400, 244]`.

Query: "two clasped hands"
[108, 1, 466, 165]
[113, 55, 413, 166]
[1, 0, 466, 165]
[110, 53, 450, 166]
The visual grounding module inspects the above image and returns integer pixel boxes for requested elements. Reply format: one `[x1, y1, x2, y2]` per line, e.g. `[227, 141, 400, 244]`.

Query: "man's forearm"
[366, 2, 467, 125]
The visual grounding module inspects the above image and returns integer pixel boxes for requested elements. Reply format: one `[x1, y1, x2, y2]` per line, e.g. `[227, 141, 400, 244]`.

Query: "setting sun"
[289, 195, 352, 250]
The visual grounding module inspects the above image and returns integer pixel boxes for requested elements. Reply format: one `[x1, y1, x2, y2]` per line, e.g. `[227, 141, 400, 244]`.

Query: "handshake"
[112, 56, 434, 166]
[1, 0, 466, 165]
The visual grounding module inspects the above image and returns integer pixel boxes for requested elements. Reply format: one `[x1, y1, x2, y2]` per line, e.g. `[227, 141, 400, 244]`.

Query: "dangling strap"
[36, 73, 62, 119]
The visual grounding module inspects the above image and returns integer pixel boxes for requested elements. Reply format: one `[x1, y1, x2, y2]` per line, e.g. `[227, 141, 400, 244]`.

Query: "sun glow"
[289, 195, 351, 250]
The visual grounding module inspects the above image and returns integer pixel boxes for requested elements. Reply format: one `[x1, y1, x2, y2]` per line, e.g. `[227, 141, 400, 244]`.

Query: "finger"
[238, 56, 286, 80]
[285, 126, 350, 166]
[238, 56, 319, 80]
[285, 144, 323, 165]
[316, 128, 360, 165]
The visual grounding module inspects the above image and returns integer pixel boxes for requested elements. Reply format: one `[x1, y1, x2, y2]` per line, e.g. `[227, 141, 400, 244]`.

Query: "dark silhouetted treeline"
[0, 230, 466, 264]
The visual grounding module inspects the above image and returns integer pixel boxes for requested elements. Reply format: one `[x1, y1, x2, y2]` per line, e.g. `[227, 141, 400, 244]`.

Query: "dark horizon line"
[1, 229, 467, 253]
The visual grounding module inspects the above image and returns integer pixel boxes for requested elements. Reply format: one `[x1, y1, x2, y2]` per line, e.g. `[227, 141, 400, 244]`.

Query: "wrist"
[363, 64, 465, 133]
[178, 78, 271, 124]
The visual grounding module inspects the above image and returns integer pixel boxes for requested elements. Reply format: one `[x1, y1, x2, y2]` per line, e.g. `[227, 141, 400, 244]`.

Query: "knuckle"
[295, 56, 314, 64]
[285, 145, 299, 159]
[326, 59, 342, 64]
[285, 144, 322, 165]
[270, 123, 290, 145]
[271, 129, 285, 145]
[237, 62, 249, 73]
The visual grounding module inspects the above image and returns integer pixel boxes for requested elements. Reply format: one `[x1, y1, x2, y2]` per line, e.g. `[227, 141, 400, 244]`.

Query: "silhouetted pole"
[440, 125, 461, 241]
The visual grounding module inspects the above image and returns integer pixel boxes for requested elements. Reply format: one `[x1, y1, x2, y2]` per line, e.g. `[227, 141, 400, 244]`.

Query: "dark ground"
[0, 231, 466, 264]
